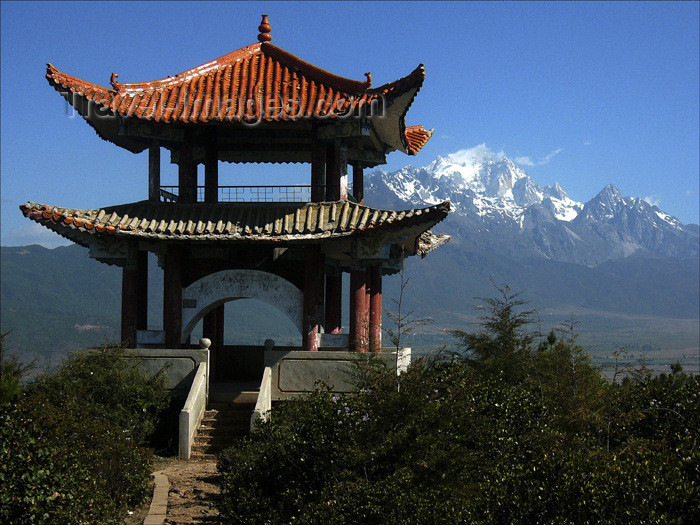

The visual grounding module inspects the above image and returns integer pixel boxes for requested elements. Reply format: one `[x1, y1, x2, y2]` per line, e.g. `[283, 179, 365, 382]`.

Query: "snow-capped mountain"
[366, 150, 698, 267]
[369, 152, 583, 225]
[569, 184, 697, 258]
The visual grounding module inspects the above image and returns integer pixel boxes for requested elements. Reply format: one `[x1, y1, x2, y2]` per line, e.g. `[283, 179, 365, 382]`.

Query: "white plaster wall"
[181, 270, 303, 343]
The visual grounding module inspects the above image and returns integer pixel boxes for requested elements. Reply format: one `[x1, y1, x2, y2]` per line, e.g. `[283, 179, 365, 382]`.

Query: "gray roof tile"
[21, 200, 450, 246]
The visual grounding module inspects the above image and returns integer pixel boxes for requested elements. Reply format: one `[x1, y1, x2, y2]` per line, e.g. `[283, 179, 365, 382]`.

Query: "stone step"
[190, 453, 218, 461]
[202, 406, 254, 426]
[209, 389, 259, 404]
[194, 434, 242, 446]
[202, 412, 250, 423]
[200, 419, 251, 430]
[197, 423, 250, 435]
[203, 410, 249, 417]
[192, 440, 241, 454]
[208, 401, 257, 410]
[197, 423, 249, 435]
[203, 407, 255, 419]
[205, 403, 256, 412]
[188, 399, 255, 460]
[198, 426, 249, 436]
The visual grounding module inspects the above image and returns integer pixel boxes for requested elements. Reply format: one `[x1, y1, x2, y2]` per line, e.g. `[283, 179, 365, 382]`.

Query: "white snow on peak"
[426, 155, 482, 188]
[378, 145, 587, 226]
[548, 196, 583, 222]
[423, 145, 528, 197]
[655, 209, 682, 228]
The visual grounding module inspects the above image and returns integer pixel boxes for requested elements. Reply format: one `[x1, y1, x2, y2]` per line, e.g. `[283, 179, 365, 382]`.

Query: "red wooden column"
[179, 130, 197, 203]
[203, 303, 224, 380]
[204, 129, 218, 203]
[311, 127, 326, 202]
[325, 271, 342, 334]
[164, 245, 183, 348]
[365, 268, 371, 348]
[317, 253, 327, 330]
[369, 264, 382, 352]
[352, 163, 364, 205]
[338, 142, 349, 201]
[349, 267, 369, 352]
[303, 245, 321, 351]
[148, 140, 160, 202]
[121, 260, 138, 348]
[325, 140, 348, 201]
[122, 248, 149, 347]
[136, 250, 148, 333]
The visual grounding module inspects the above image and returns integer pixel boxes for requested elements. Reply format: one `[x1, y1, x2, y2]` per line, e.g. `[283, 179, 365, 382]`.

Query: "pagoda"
[21, 16, 450, 382]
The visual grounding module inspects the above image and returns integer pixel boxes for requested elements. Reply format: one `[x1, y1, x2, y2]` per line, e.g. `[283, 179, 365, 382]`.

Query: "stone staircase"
[190, 389, 258, 460]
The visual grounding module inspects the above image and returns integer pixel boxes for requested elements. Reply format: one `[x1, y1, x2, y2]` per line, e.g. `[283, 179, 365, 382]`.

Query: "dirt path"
[126, 458, 221, 525]
[161, 458, 221, 525]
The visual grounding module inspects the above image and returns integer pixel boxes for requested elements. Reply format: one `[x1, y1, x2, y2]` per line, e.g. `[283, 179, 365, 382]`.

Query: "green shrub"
[1, 343, 170, 523]
[218, 356, 555, 524]
[18, 392, 153, 510]
[0, 403, 95, 524]
[0, 331, 35, 406]
[217, 286, 699, 523]
[0, 394, 150, 524]
[615, 372, 700, 449]
[26, 343, 170, 446]
[218, 354, 698, 524]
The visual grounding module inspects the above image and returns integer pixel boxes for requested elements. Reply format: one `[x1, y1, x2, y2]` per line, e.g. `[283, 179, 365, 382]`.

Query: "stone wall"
[128, 348, 209, 399]
[264, 349, 410, 401]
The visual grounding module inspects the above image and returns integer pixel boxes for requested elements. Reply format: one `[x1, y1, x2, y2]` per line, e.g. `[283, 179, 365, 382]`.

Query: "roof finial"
[258, 14, 272, 43]
[110, 72, 120, 90]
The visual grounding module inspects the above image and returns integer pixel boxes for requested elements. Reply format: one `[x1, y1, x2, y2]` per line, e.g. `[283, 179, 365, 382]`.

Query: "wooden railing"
[160, 185, 324, 203]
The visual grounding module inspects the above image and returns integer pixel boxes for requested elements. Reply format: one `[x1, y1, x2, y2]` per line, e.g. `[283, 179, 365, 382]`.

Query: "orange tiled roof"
[47, 41, 431, 157]
[405, 125, 434, 155]
[20, 200, 450, 245]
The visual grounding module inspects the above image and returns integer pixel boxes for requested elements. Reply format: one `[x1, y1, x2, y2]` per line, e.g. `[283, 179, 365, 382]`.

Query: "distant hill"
[0, 244, 301, 369]
[1, 244, 121, 366]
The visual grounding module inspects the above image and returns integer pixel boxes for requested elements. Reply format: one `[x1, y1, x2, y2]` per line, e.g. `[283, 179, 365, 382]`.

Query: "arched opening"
[180, 269, 304, 382]
[188, 298, 302, 347]
[188, 297, 303, 383]
[181, 269, 303, 343]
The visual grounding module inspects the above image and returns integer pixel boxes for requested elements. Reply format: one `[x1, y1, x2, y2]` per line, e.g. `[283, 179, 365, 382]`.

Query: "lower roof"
[20, 200, 450, 256]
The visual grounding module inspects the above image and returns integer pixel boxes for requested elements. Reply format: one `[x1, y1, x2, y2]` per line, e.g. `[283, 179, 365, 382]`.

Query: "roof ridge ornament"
[364, 72, 372, 89]
[258, 14, 272, 43]
[110, 72, 120, 90]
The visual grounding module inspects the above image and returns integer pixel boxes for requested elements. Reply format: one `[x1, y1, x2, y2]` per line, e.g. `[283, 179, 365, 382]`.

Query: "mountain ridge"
[368, 150, 698, 267]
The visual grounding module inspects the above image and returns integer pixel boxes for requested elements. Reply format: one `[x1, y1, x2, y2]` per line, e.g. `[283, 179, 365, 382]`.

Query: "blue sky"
[1, 1, 698, 248]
